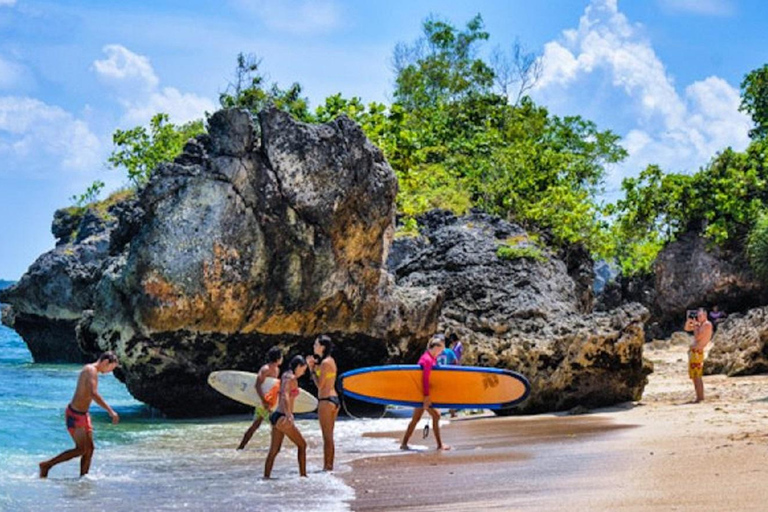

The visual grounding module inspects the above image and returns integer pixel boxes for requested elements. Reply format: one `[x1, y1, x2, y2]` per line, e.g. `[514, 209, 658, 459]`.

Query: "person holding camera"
[684, 308, 713, 403]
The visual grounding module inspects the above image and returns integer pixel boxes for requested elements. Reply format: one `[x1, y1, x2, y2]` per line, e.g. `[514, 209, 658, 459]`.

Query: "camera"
[687, 310, 697, 319]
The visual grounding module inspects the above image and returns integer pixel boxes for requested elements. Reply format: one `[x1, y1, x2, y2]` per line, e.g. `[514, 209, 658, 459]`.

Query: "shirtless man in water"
[39, 352, 120, 478]
[684, 308, 713, 403]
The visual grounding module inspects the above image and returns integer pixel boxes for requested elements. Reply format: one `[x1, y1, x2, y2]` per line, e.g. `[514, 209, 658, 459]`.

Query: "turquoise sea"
[0, 325, 410, 512]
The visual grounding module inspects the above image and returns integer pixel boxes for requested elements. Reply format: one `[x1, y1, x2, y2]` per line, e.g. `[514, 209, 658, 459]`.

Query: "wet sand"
[344, 338, 768, 511]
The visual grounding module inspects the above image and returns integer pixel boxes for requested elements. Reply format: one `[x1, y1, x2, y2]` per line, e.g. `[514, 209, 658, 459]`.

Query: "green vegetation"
[747, 211, 768, 280]
[108, 113, 205, 187]
[496, 243, 546, 263]
[91, 14, 768, 280]
[740, 64, 768, 140]
[70, 180, 105, 208]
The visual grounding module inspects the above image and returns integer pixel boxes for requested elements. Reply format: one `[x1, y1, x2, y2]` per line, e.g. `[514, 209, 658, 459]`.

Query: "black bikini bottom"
[318, 396, 340, 408]
[269, 411, 286, 426]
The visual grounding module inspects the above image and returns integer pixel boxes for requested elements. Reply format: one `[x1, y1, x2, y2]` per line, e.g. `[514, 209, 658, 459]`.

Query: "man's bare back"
[39, 352, 119, 478]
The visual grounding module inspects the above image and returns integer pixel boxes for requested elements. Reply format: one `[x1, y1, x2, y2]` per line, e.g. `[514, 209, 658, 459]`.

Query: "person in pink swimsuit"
[400, 335, 451, 451]
[264, 355, 309, 478]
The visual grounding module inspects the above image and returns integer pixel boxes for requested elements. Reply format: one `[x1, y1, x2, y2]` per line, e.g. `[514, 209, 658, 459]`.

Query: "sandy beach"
[344, 337, 768, 511]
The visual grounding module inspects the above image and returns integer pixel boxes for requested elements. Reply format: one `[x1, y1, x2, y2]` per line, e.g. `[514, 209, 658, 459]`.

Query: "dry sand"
[344, 337, 768, 511]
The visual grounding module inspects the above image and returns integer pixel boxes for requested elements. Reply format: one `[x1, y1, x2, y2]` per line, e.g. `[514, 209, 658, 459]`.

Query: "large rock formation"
[76, 108, 437, 416]
[705, 307, 768, 376]
[391, 211, 652, 414]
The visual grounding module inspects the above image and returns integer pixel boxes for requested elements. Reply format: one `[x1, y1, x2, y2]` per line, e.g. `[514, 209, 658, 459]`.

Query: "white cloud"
[231, 0, 341, 35]
[534, 0, 751, 190]
[93, 45, 216, 126]
[0, 0, 16, 6]
[0, 96, 101, 172]
[122, 87, 217, 126]
[659, 0, 735, 16]
[93, 44, 159, 93]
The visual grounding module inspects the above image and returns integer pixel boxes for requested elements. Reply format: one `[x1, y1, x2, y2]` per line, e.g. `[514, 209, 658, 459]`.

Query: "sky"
[0, 0, 766, 279]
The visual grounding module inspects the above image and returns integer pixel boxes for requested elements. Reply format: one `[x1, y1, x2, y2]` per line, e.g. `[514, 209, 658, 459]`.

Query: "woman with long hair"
[308, 334, 339, 471]
[263, 355, 309, 478]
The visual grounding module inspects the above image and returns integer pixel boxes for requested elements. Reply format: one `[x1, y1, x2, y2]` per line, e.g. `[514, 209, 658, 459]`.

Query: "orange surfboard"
[340, 365, 530, 410]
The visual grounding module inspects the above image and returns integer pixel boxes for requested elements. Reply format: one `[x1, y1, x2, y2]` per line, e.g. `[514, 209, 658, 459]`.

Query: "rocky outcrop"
[72, 108, 438, 416]
[390, 211, 652, 414]
[651, 231, 768, 334]
[705, 307, 768, 376]
[0, 206, 118, 362]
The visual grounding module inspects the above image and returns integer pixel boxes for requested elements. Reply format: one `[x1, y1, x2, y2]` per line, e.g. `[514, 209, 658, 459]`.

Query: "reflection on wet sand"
[347, 414, 636, 511]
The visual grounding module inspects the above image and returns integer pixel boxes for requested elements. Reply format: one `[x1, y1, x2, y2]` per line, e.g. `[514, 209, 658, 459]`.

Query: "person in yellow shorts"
[237, 347, 283, 450]
[684, 308, 713, 403]
[688, 347, 704, 379]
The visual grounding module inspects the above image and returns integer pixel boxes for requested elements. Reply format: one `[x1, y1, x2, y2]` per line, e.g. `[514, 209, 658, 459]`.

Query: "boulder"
[652, 231, 768, 334]
[77, 108, 439, 416]
[390, 211, 652, 414]
[705, 306, 768, 376]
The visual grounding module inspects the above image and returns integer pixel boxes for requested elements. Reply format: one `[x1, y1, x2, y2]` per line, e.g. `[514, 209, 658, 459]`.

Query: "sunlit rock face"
[77, 108, 439, 416]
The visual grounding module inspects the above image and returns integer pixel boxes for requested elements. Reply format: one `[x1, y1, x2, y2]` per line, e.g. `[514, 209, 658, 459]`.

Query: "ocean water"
[0, 325, 410, 512]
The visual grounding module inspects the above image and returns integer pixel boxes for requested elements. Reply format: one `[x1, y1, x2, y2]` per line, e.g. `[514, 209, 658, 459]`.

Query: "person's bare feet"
[437, 445, 452, 451]
[39, 462, 49, 478]
[400, 444, 409, 450]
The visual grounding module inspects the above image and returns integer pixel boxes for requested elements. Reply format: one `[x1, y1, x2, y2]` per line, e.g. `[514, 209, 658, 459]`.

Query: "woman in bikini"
[264, 355, 308, 479]
[307, 334, 339, 471]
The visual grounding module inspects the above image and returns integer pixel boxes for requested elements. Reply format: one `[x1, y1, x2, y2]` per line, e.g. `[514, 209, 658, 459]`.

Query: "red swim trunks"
[66, 404, 92, 434]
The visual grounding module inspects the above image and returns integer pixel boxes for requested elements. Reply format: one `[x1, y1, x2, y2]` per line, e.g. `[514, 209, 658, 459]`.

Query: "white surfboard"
[207, 370, 318, 414]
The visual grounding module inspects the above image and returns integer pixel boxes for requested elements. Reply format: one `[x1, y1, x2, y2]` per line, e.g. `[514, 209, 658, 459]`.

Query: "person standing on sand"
[438, 334, 461, 418]
[307, 334, 339, 471]
[237, 346, 283, 450]
[447, 332, 463, 363]
[684, 308, 713, 403]
[39, 352, 120, 478]
[264, 355, 309, 479]
[400, 335, 451, 451]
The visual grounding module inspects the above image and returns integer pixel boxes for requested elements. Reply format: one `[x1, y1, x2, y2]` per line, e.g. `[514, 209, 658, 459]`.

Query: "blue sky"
[0, 0, 766, 279]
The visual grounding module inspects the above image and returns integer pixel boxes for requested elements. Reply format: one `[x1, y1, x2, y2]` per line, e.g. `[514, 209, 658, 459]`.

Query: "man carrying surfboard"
[237, 346, 283, 450]
[400, 335, 451, 451]
[39, 351, 120, 478]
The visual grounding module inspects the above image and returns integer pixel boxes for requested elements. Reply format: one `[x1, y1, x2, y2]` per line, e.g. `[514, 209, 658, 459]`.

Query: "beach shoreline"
[343, 340, 768, 511]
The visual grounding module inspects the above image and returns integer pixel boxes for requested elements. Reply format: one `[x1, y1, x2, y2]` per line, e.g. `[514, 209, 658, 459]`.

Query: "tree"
[392, 14, 494, 110]
[386, 15, 625, 257]
[740, 64, 768, 140]
[219, 53, 312, 121]
[490, 40, 543, 106]
[108, 113, 204, 187]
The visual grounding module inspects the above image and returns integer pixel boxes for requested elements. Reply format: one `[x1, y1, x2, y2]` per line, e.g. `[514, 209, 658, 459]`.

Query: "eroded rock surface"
[390, 211, 652, 414]
[77, 108, 439, 416]
[706, 307, 768, 376]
